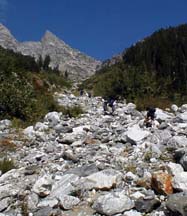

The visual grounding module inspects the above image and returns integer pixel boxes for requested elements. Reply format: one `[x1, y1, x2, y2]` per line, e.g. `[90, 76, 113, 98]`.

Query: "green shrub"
[135, 96, 172, 111]
[0, 158, 15, 174]
[0, 45, 72, 127]
[38, 71, 71, 89]
[60, 105, 84, 118]
[144, 151, 152, 162]
[0, 74, 34, 120]
[0, 71, 71, 127]
[124, 163, 137, 174]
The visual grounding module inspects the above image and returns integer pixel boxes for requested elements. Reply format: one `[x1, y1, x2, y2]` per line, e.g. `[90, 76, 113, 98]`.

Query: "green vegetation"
[124, 163, 137, 174]
[81, 24, 187, 109]
[0, 46, 71, 126]
[60, 105, 84, 118]
[0, 157, 15, 174]
[144, 151, 152, 162]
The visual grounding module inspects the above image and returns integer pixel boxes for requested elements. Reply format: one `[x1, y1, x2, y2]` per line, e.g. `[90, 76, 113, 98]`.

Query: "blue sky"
[1, 0, 187, 60]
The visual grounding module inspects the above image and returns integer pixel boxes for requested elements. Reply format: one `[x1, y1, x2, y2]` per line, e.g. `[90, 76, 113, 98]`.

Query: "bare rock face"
[99, 53, 123, 69]
[0, 24, 18, 51]
[0, 24, 101, 81]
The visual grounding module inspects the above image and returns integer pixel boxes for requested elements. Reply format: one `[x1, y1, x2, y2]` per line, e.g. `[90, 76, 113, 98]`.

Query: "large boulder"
[126, 125, 150, 145]
[177, 112, 187, 122]
[151, 171, 173, 195]
[135, 197, 161, 213]
[79, 169, 122, 190]
[59, 195, 80, 210]
[180, 104, 187, 112]
[0, 120, 11, 131]
[23, 126, 35, 138]
[44, 111, 61, 127]
[171, 104, 178, 112]
[93, 191, 134, 215]
[155, 108, 174, 122]
[32, 175, 53, 197]
[64, 164, 99, 177]
[167, 136, 187, 148]
[167, 162, 184, 176]
[166, 192, 187, 216]
[172, 172, 187, 192]
[50, 174, 79, 199]
[0, 197, 10, 212]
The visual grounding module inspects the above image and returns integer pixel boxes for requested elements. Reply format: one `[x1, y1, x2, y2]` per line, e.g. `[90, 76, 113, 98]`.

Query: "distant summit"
[0, 24, 101, 81]
[0, 24, 18, 51]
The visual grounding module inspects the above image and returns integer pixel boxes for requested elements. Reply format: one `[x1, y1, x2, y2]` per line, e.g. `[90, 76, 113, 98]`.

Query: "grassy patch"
[124, 163, 137, 174]
[60, 105, 84, 118]
[144, 151, 152, 162]
[0, 157, 15, 174]
[135, 96, 173, 111]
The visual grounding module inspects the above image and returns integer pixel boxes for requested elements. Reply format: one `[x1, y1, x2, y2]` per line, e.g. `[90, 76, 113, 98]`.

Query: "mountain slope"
[0, 24, 101, 81]
[123, 24, 187, 91]
[82, 24, 187, 107]
[0, 44, 70, 124]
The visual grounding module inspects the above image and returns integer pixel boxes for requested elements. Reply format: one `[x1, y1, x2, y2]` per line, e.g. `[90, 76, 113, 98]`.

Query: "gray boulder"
[172, 172, 187, 192]
[64, 164, 99, 177]
[59, 195, 80, 210]
[0, 197, 10, 212]
[166, 192, 187, 216]
[50, 174, 79, 199]
[126, 125, 150, 145]
[93, 191, 134, 216]
[79, 169, 122, 190]
[32, 175, 53, 197]
[135, 197, 161, 213]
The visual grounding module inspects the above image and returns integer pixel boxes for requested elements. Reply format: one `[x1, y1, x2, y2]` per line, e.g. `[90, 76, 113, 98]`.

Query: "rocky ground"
[1, 93, 187, 216]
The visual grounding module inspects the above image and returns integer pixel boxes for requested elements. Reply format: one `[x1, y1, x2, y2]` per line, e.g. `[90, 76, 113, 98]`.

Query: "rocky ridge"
[0, 24, 101, 81]
[98, 53, 124, 71]
[1, 93, 187, 215]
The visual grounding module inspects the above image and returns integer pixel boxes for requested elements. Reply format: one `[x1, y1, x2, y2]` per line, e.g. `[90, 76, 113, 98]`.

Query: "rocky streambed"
[1, 93, 187, 215]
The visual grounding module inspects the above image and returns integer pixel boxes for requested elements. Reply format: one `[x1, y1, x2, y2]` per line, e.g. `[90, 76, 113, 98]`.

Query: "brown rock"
[151, 171, 173, 195]
[84, 137, 98, 145]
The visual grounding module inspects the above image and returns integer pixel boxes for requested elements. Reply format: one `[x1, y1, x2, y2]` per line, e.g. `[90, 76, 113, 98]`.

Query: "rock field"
[1, 93, 187, 215]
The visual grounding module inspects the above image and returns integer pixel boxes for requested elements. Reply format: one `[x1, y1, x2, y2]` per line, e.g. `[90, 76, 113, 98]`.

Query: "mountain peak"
[0, 24, 101, 81]
[42, 30, 61, 42]
[41, 30, 68, 48]
[43, 30, 56, 37]
[0, 23, 18, 50]
[0, 23, 15, 37]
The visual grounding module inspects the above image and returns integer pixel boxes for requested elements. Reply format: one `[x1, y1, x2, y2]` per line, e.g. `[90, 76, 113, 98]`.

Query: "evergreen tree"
[64, 70, 68, 79]
[43, 55, 51, 70]
[37, 55, 43, 70]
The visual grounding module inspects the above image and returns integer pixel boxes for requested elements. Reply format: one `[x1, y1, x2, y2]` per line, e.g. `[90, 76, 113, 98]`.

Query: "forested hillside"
[0, 46, 70, 125]
[82, 24, 187, 108]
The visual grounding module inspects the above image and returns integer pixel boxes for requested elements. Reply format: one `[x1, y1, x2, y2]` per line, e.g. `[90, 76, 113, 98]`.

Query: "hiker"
[103, 99, 108, 114]
[85, 91, 91, 98]
[88, 92, 91, 98]
[103, 97, 116, 115]
[144, 107, 156, 128]
[80, 89, 84, 96]
[108, 97, 115, 114]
